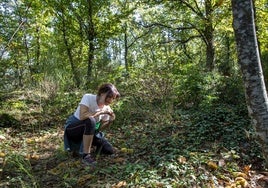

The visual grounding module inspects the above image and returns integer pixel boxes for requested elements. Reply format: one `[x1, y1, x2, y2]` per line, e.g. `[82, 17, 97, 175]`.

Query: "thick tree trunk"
[231, 0, 268, 163]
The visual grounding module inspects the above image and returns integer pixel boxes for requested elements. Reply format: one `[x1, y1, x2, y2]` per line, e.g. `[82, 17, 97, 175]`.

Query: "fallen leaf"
[233, 172, 248, 179]
[0, 152, 6, 158]
[0, 135, 6, 140]
[120, 148, 127, 153]
[48, 168, 61, 175]
[120, 148, 133, 154]
[31, 154, 40, 160]
[78, 174, 93, 186]
[218, 159, 225, 167]
[177, 156, 186, 164]
[25, 154, 31, 160]
[112, 157, 125, 163]
[225, 184, 237, 188]
[235, 177, 249, 187]
[26, 138, 35, 144]
[207, 161, 218, 170]
[112, 181, 127, 188]
[243, 165, 251, 175]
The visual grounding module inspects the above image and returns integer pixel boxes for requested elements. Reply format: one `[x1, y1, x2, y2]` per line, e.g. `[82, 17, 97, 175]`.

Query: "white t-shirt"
[74, 94, 111, 122]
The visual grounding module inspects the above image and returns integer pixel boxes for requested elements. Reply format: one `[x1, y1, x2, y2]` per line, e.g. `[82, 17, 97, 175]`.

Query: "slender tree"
[57, 3, 81, 87]
[85, 0, 95, 82]
[204, 0, 215, 71]
[231, 0, 268, 163]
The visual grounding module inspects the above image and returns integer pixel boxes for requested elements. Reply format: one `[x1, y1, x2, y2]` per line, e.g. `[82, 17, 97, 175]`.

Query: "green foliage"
[175, 64, 220, 107]
[216, 74, 245, 105]
[113, 68, 176, 126]
[43, 91, 82, 121]
[185, 104, 249, 148]
[0, 113, 21, 128]
[173, 63, 246, 108]
[183, 104, 264, 167]
[3, 154, 38, 188]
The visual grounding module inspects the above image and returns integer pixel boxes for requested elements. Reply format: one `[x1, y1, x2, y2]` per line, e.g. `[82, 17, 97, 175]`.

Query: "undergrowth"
[0, 90, 267, 187]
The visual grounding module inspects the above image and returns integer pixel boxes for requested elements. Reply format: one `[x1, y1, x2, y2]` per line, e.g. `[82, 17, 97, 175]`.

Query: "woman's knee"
[84, 117, 96, 135]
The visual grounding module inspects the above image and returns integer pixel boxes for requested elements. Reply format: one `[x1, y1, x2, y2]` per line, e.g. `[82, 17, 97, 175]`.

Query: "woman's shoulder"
[81, 93, 96, 102]
[83, 93, 96, 98]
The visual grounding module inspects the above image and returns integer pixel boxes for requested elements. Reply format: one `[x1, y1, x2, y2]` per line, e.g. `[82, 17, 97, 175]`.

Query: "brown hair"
[97, 83, 120, 99]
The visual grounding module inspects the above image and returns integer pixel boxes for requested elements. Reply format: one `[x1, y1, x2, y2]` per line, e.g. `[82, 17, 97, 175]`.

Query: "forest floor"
[1, 91, 268, 188]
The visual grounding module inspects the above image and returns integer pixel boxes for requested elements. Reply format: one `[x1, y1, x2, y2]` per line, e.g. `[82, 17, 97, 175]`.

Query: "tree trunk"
[61, 14, 80, 87]
[124, 24, 129, 73]
[35, 26, 40, 69]
[178, 0, 216, 71]
[86, 0, 95, 83]
[231, 0, 268, 164]
[204, 0, 215, 71]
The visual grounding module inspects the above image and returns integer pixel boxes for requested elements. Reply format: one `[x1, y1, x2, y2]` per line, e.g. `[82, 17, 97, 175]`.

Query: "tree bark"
[86, 0, 95, 83]
[60, 9, 80, 87]
[231, 0, 268, 164]
[204, 0, 215, 71]
[124, 24, 129, 73]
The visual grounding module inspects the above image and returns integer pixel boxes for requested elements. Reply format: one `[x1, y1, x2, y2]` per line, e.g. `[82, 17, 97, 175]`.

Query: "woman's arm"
[79, 104, 92, 120]
[79, 104, 113, 120]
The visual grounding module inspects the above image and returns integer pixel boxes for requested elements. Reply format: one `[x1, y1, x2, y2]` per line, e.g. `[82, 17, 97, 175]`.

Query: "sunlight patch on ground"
[0, 127, 64, 160]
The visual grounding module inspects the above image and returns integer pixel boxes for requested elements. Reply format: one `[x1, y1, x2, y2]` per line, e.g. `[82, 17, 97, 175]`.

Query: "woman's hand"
[93, 110, 113, 118]
[109, 112, 115, 121]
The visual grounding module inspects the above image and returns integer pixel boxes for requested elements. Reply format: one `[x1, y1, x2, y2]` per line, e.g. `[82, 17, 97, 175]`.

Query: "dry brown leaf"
[112, 157, 125, 163]
[233, 172, 248, 179]
[225, 184, 237, 188]
[112, 181, 127, 188]
[177, 156, 186, 164]
[25, 154, 31, 160]
[243, 165, 251, 175]
[0, 135, 6, 140]
[48, 168, 61, 175]
[78, 174, 93, 186]
[31, 154, 40, 160]
[26, 138, 35, 144]
[218, 159, 225, 167]
[207, 161, 218, 170]
[0, 152, 6, 158]
[235, 177, 249, 187]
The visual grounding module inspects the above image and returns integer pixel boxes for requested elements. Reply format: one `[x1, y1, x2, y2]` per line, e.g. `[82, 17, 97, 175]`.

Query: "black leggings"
[65, 117, 96, 142]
